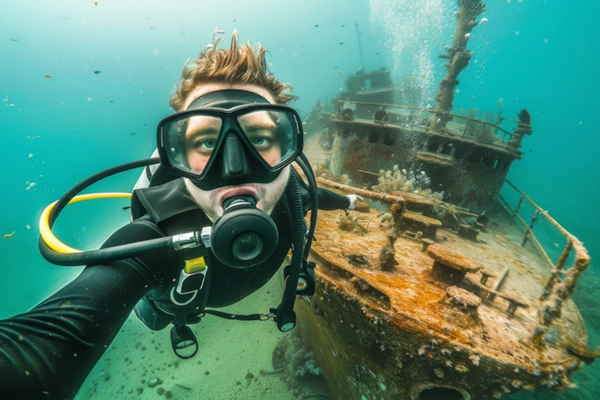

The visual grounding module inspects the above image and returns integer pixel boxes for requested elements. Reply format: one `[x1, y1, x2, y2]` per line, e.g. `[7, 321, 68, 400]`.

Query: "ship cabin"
[325, 70, 532, 214]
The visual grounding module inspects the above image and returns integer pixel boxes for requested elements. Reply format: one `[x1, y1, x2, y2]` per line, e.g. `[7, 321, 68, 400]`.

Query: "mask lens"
[237, 109, 299, 169]
[163, 115, 223, 175]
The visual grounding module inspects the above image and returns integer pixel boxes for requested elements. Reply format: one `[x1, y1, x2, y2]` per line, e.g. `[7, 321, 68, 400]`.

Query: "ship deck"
[308, 203, 587, 368]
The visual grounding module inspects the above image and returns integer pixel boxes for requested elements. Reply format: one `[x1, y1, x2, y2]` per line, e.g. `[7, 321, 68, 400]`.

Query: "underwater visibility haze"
[1, 0, 599, 399]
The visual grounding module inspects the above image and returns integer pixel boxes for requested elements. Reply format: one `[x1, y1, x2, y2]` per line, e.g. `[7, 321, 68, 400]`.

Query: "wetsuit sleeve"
[314, 187, 351, 210]
[0, 218, 175, 399]
[293, 169, 351, 211]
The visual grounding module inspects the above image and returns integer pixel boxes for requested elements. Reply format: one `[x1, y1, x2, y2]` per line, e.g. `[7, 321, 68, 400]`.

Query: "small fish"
[479, 18, 489, 25]
[43, 74, 52, 78]
[9, 38, 20, 42]
[4, 231, 16, 239]
[339, 42, 344, 45]
[338, 71, 343, 75]
[94, 70, 101, 74]
[315, 24, 319, 28]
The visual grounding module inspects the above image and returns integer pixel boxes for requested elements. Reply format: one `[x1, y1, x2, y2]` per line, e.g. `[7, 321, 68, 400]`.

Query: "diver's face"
[181, 83, 288, 221]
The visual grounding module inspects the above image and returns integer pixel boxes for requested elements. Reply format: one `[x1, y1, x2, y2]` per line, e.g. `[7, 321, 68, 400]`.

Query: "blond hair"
[169, 31, 295, 111]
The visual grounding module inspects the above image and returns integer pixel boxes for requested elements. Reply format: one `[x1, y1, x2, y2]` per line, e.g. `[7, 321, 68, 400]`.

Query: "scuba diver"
[0, 32, 362, 399]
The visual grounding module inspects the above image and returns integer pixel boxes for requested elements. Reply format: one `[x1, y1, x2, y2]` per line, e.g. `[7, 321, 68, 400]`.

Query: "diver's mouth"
[218, 187, 259, 208]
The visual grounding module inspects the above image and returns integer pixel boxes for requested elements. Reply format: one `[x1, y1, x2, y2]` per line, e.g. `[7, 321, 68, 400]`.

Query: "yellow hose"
[39, 192, 132, 254]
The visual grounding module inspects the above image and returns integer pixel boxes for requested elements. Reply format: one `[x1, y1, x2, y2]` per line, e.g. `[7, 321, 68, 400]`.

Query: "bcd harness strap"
[169, 249, 209, 359]
[203, 309, 276, 321]
[168, 248, 316, 359]
[168, 248, 278, 359]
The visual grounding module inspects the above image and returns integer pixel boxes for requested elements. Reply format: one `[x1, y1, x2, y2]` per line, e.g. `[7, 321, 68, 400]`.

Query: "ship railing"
[334, 100, 524, 151]
[497, 179, 590, 333]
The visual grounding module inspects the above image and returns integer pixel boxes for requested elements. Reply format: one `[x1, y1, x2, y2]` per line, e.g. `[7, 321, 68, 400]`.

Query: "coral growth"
[372, 165, 443, 201]
[270, 332, 332, 398]
[337, 212, 368, 234]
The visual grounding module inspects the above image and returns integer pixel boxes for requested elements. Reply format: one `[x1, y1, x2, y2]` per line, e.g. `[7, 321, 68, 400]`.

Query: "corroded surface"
[296, 203, 588, 400]
[427, 244, 482, 273]
[446, 286, 482, 308]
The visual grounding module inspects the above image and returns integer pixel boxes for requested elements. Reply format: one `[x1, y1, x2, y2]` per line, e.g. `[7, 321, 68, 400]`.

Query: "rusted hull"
[295, 205, 587, 400]
[297, 268, 582, 400]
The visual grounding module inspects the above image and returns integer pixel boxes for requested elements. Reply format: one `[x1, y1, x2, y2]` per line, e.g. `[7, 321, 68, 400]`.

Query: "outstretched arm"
[293, 168, 362, 211]
[0, 218, 171, 399]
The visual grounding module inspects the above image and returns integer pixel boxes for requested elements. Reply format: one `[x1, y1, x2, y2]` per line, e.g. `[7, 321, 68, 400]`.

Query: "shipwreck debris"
[379, 234, 398, 271]
[426, 244, 481, 285]
[430, 0, 486, 131]
[399, 211, 443, 239]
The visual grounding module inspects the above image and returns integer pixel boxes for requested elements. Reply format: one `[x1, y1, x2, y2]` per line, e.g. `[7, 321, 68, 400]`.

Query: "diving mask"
[157, 90, 304, 191]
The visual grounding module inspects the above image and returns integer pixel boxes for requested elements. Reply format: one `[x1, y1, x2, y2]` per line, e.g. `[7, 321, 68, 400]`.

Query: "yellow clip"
[184, 256, 207, 274]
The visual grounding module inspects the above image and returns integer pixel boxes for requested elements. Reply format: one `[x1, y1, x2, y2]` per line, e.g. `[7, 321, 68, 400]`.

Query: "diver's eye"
[192, 137, 217, 154]
[201, 139, 217, 149]
[251, 137, 267, 146]
[248, 133, 276, 151]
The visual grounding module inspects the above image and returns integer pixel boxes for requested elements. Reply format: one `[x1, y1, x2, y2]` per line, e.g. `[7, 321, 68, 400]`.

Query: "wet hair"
[169, 31, 296, 111]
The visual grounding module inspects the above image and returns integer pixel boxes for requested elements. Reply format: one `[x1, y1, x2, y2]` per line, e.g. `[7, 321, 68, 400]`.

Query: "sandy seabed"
[76, 272, 329, 400]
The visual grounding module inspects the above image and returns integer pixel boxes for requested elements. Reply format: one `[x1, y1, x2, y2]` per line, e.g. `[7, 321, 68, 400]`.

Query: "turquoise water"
[1, 0, 598, 399]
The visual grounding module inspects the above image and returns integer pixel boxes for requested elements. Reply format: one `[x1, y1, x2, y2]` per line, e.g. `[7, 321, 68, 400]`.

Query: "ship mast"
[430, 0, 486, 131]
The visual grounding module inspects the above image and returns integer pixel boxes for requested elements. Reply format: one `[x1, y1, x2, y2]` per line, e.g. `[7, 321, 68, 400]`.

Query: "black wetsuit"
[0, 174, 349, 399]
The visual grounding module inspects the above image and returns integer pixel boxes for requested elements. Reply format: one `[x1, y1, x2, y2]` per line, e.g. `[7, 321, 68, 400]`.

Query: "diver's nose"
[223, 132, 248, 175]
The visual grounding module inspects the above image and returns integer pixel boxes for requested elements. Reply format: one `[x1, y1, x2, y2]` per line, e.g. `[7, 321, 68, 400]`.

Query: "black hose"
[40, 158, 165, 266]
[296, 154, 318, 259]
[49, 158, 160, 227]
[275, 171, 305, 331]
[38, 235, 173, 266]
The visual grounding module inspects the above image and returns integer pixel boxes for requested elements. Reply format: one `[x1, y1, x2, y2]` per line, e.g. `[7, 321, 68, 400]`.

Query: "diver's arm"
[293, 168, 351, 211]
[0, 218, 173, 399]
[315, 187, 352, 210]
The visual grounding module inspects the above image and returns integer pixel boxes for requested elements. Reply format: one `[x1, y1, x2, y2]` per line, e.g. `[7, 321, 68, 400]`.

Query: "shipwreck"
[294, 1, 595, 399]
